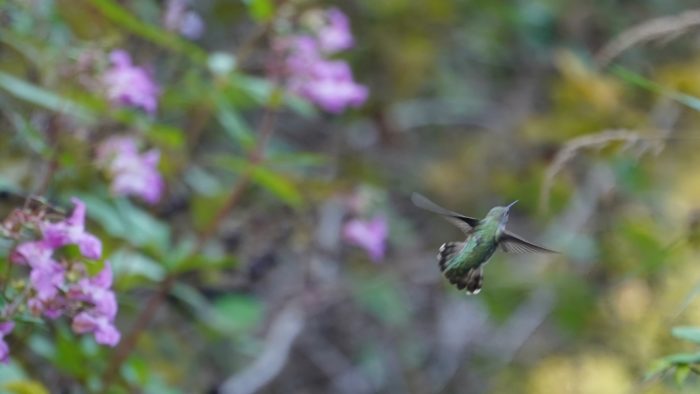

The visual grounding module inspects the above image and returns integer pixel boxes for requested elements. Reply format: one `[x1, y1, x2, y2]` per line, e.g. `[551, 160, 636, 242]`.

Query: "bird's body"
[412, 193, 556, 294]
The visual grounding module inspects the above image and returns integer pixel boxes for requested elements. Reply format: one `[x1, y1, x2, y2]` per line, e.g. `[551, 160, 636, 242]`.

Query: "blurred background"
[3, 0, 700, 393]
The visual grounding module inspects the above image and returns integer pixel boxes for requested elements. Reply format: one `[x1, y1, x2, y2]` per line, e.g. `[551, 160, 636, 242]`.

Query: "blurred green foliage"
[2, 0, 700, 393]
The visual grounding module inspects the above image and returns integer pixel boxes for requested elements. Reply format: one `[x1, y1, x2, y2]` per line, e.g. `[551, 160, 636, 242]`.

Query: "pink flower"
[12, 241, 54, 267]
[41, 198, 102, 259]
[29, 262, 65, 301]
[317, 8, 354, 54]
[343, 216, 388, 262]
[276, 8, 368, 113]
[28, 296, 65, 319]
[0, 322, 14, 363]
[163, 0, 204, 40]
[69, 263, 118, 319]
[102, 50, 160, 114]
[69, 263, 120, 346]
[298, 60, 368, 113]
[96, 136, 164, 204]
[282, 36, 323, 75]
[72, 312, 120, 347]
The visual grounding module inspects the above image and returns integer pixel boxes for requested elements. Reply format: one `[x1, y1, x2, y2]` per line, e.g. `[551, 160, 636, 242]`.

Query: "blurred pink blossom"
[69, 263, 119, 346]
[0, 322, 14, 363]
[299, 60, 368, 113]
[276, 8, 368, 113]
[7, 198, 120, 351]
[12, 240, 54, 267]
[72, 312, 120, 347]
[41, 198, 102, 259]
[317, 8, 355, 54]
[343, 216, 388, 262]
[29, 261, 65, 301]
[96, 136, 164, 204]
[102, 50, 160, 114]
[69, 263, 118, 320]
[163, 0, 204, 40]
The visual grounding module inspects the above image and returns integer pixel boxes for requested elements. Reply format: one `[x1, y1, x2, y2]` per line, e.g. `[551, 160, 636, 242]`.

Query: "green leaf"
[267, 152, 328, 169]
[148, 124, 185, 149]
[664, 352, 700, 365]
[111, 248, 166, 285]
[0, 363, 30, 386]
[213, 156, 303, 207]
[244, 0, 275, 22]
[284, 92, 317, 118]
[7, 112, 49, 155]
[80, 195, 170, 253]
[672, 326, 700, 344]
[27, 336, 55, 361]
[675, 364, 690, 386]
[54, 331, 86, 377]
[215, 98, 256, 149]
[613, 66, 700, 112]
[211, 294, 264, 334]
[171, 285, 263, 336]
[2, 380, 50, 394]
[87, 0, 207, 64]
[246, 165, 302, 206]
[0, 72, 93, 122]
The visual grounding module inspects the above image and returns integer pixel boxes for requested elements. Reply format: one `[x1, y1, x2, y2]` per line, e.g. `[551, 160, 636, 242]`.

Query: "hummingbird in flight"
[412, 193, 557, 294]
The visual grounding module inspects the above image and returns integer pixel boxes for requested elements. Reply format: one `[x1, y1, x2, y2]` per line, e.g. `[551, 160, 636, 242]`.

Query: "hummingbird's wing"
[411, 193, 480, 235]
[500, 231, 558, 254]
[437, 241, 483, 294]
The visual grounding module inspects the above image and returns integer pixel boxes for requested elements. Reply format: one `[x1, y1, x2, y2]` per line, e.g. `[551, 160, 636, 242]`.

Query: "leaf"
[111, 248, 166, 285]
[2, 380, 50, 394]
[645, 358, 672, 381]
[171, 285, 263, 336]
[213, 156, 302, 207]
[230, 74, 274, 104]
[87, 0, 206, 64]
[672, 326, 700, 344]
[7, 112, 49, 155]
[664, 352, 700, 365]
[613, 66, 700, 112]
[79, 195, 170, 253]
[211, 294, 264, 334]
[0, 72, 93, 122]
[675, 364, 690, 386]
[246, 165, 302, 206]
[244, 0, 275, 22]
[267, 152, 328, 170]
[215, 98, 256, 149]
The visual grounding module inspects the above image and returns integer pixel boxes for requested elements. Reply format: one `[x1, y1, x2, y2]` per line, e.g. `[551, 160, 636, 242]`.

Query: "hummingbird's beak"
[506, 200, 518, 211]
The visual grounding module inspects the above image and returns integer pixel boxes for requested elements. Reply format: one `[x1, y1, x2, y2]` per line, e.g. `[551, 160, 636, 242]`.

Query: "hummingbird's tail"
[437, 242, 484, 295]
[437, 242, 463, 271]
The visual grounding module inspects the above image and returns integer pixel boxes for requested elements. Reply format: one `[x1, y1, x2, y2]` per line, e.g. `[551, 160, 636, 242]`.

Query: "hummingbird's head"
[486, 200, 518, 225]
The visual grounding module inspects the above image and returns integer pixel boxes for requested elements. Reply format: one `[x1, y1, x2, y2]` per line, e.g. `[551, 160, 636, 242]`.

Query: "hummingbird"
[412, 193, 557, 294]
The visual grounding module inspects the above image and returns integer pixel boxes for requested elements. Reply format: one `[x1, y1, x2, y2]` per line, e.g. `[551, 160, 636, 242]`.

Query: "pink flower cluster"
[276, 8, 368, 113]
[10, 198, 120, 351]
[102, 50, 160, 114]
[96, 136, 164, 205]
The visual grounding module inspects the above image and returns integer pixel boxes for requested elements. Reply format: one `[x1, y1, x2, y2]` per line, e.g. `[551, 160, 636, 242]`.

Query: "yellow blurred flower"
[527, 353, 631, 394]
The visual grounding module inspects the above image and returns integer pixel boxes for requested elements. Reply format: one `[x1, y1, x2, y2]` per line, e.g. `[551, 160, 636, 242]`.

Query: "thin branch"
[596, 9, 700, 67]
[219, 303, 305, 394]
[538, 129, 660, 213]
